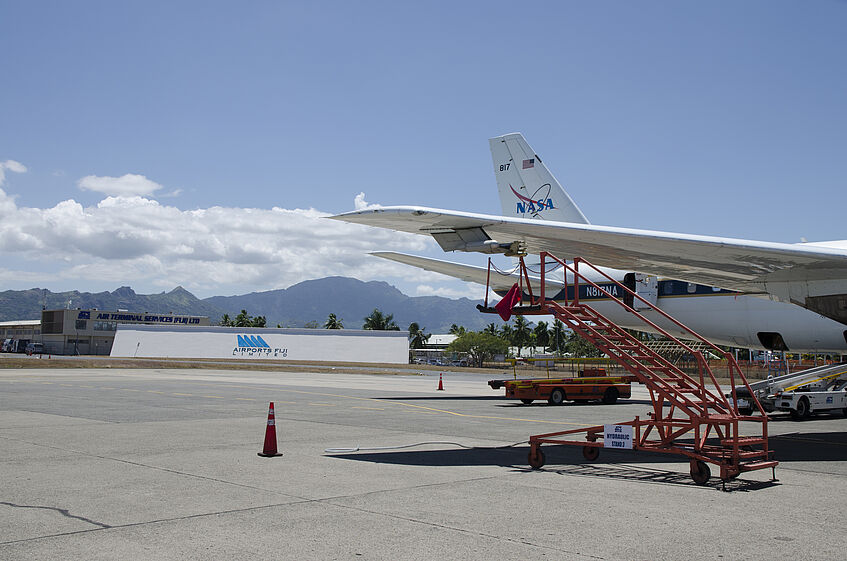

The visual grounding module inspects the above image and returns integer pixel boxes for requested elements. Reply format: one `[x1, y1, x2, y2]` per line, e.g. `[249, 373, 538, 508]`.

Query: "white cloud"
[77, 173, 164, 197]
[414, 283, 482, 300]
[0, 187, 436, 297]
[0, 159, 27, 186]
[354, 192, 381, 210]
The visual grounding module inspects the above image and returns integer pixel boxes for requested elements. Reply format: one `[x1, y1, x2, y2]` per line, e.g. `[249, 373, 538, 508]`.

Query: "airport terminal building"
[37, 309, 211, 355]
[4, 308, 409, 363]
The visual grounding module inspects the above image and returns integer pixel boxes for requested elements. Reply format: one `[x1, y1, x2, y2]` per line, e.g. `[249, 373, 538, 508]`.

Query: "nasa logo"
[510, 184, 556, 216]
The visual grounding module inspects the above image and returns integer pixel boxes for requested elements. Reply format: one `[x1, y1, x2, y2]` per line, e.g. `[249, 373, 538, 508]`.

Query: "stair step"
[704, 414, 736, 421]
[739, 460, 779, 472]
[737, 450, 768, 459]
[722, 437, 766, 447]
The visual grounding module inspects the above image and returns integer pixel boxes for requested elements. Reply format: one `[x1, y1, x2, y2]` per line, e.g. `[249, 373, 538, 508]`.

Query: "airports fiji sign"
[233, 335, 288, 358]
[603, 424, 634, 449]
[110, 326, 409, 364]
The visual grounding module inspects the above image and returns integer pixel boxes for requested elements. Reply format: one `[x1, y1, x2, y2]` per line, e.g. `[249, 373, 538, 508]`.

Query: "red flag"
[494, 283, 522, 321]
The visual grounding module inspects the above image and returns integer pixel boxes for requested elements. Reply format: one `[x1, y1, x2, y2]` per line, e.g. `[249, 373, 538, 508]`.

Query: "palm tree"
[533, 321, 550, 349]
[499, 323, 514, 346]
[549, 319, 567, 356]
[512, 315, 532, 357]
[449, 324, 466, 336]
[408, 322, 430, 349]
[324, 313, 343, 329]
[231, 309, 266, 327]
[363, 308, 400, 331]
[219, 313, 232, 327]
[483, 323, 498, 336]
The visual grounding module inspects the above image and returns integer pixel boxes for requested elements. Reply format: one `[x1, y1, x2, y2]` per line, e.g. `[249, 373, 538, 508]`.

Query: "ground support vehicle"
[3, 339, 31, 353]
[479, 253, 777, 485]
[731, 363, 847, 419]
[489, 369, 636, 405]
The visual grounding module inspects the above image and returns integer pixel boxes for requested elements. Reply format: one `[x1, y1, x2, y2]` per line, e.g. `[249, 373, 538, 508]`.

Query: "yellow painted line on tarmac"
[245, 387, 589, 427]
[40, 382, 53, 384]
[78, 385, 94, 388]
[235, 397, 256, 401]
[100, 387, 116, 390]
[203, 395, 225, 399]
[146, 390, 166, 394]
[60, 384, 75, 387]
[99, 382, 595, 427]
[369, 398, 589, 426]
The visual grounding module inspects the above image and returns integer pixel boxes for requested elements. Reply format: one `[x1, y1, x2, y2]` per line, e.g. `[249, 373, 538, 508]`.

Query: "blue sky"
[1, 1, 845, 299]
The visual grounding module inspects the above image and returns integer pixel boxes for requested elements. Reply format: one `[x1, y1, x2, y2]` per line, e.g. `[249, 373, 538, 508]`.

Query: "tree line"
[218, 307, 599, 367]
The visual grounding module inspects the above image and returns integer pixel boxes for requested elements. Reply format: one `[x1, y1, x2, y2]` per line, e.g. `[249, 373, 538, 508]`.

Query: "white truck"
[732, 363, 847, 420]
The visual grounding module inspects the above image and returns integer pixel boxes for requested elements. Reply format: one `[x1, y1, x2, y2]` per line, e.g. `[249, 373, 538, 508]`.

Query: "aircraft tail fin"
[489, 133, 589, 224]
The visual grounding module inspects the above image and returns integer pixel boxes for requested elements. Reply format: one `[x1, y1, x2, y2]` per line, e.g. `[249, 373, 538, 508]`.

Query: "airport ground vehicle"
[489, 369, 635, 405]
[2, 339, 30, 353]
[25, 342, 44, 356]
[732, 363, 847, 419]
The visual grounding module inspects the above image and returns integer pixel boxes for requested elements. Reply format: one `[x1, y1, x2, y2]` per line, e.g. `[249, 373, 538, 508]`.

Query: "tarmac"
[1, 366, 846, 560]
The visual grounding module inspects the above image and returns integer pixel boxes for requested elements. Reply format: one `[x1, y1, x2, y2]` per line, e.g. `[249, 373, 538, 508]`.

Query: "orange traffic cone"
[258, 402, 283, 457]
[437, 373, 444, 391]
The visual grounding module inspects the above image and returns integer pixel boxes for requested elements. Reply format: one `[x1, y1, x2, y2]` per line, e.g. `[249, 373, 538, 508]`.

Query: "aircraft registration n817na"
[331, 133, 847, 353]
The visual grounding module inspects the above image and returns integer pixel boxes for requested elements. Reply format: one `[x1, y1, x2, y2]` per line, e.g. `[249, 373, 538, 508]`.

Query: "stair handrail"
[536, 252, 766, 416]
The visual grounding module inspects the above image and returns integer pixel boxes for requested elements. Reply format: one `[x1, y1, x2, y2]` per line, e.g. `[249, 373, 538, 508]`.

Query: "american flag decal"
[522, 158, 535, 169]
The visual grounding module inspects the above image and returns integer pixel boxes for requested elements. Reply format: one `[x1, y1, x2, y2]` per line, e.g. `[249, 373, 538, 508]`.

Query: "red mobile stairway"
[483, 252, 777, 485]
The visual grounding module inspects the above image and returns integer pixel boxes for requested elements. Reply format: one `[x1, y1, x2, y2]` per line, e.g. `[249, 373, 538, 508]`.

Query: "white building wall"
[110, 325, 409, 364]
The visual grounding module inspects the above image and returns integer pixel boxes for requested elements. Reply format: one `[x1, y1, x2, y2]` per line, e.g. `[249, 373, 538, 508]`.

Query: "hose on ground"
[324, 440, 528, 454]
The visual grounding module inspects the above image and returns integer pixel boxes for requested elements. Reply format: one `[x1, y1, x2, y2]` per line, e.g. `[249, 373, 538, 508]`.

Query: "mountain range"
[0, 277, 502, 333]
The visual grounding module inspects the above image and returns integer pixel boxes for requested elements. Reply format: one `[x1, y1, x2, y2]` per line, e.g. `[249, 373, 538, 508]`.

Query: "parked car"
[25, 342, 44, 356]
[1, 339, 12, 352]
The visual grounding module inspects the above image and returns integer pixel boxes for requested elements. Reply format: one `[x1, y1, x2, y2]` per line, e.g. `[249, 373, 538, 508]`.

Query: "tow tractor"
[731, 363, 847, 420]
[489, 368, 636, 405]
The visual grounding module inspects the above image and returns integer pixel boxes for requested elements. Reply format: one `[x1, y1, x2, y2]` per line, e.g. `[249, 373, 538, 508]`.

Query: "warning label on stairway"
[604, 424, 633, 449]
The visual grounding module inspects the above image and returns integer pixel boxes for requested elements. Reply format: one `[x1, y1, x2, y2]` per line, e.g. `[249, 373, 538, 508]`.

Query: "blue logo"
[510, 184, 556, 217]
[233, 335, 288, 358]
[237, 335, 270, 348]
[78, 311, 91, 319]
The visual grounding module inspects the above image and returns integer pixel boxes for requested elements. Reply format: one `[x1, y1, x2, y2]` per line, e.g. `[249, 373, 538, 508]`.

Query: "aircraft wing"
[371, 251, 510, 289]
[331, 206, 847, 325]
[371, 251, 562, 294]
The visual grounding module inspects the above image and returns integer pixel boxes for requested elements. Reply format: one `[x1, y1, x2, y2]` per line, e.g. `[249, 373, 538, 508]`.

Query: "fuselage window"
[687, 283, 697, 294]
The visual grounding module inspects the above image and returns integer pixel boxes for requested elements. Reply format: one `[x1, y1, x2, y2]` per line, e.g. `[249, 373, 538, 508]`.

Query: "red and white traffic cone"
[258, 402, 283, 457]
[437, 373, 444, 391]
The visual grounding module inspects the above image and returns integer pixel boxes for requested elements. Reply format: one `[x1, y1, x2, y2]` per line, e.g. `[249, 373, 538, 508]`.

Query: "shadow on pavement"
[378, 396, 504, 401]
[328, 446, 778, 491]
[549, 463, 777, 492]
[768, 431, 847, 462]
[494, 399, 655, 407]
